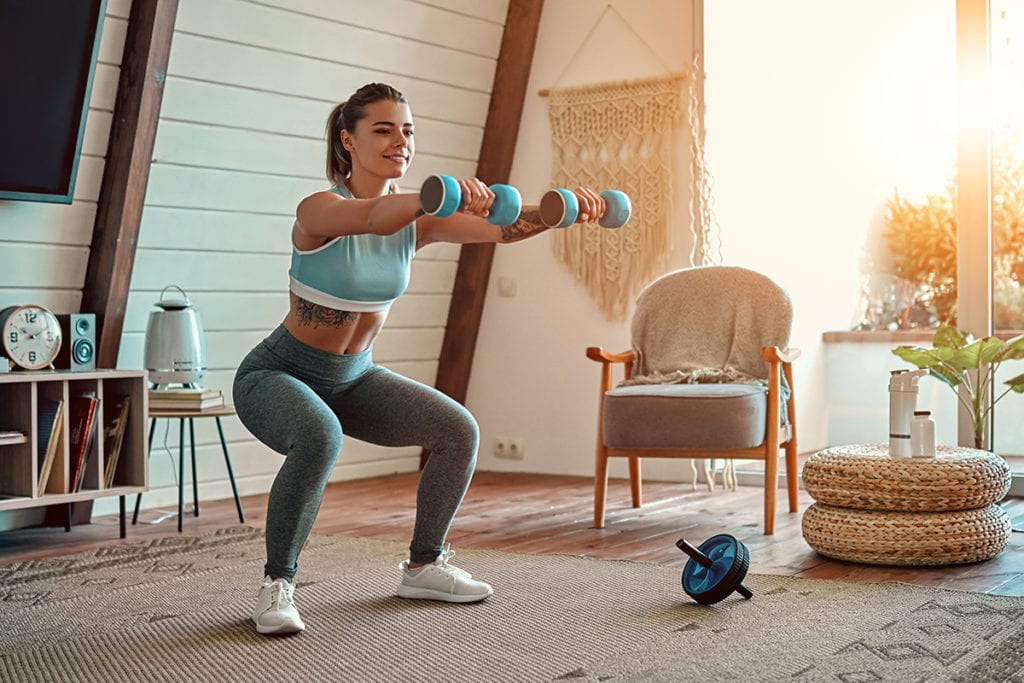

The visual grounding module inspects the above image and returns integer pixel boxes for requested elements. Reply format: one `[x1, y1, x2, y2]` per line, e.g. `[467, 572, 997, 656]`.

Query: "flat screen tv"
[0, 0, 106, 204]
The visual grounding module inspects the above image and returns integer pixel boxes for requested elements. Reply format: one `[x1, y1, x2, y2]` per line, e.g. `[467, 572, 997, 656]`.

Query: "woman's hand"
[457, 177, 495, 218]
[572, 187, 605, 224]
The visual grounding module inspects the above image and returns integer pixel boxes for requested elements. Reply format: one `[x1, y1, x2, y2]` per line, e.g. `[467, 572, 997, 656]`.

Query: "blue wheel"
[539, 188, 579, 228]
[420, 174, 461, 218]
[598, 190, 631, 228]
[679, 534, 751, 605]
[488, 184, 523, 226]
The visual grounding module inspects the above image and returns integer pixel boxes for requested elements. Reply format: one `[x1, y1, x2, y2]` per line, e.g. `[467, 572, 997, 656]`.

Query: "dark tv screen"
[0, 0, 106, 204]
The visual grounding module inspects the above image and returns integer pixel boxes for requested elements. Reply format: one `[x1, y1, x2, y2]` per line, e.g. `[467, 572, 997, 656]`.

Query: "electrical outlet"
[493, 436, 525, 459]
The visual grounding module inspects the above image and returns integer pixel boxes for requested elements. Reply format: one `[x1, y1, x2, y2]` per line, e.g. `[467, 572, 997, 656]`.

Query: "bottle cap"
[914, 410, 931, 416]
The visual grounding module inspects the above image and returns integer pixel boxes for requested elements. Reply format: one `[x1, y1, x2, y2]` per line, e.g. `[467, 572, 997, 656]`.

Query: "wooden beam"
[434, 0, 544, 400]
[82, 0, 178, 368]
[423, 0, 544, 467]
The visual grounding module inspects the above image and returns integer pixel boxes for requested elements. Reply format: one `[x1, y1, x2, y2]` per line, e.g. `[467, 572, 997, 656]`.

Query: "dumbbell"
[676, 534, 753, 605]
[419, 174, 522, 227]
[539, 188, 632, 229]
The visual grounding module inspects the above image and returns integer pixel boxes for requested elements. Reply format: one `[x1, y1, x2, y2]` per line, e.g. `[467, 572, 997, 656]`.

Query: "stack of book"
[148, 387, 225, 413]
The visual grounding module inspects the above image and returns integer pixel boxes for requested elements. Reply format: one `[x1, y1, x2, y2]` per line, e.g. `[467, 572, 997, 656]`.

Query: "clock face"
[1, 305, 63, 370]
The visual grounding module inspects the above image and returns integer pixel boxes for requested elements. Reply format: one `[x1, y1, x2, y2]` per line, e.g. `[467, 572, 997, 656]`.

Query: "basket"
[801, 502, 1011, 566]
[803, 444, 1010, 512]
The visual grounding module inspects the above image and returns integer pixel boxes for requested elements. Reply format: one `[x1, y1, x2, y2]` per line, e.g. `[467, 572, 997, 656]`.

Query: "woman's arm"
[295, 191, 421, 243]
[416, 186, 605, 249]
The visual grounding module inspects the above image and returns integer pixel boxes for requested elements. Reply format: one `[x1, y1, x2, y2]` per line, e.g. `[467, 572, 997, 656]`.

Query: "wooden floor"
[2, 471, 1022, 596]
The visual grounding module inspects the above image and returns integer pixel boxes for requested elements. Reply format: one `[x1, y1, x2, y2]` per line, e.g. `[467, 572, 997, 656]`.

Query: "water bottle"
[888, 369, 928, 457]
[910, 410, 936, 458]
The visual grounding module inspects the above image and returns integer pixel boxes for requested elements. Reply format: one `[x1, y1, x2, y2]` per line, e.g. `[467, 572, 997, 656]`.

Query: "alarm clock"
[0, 305, 63, 370]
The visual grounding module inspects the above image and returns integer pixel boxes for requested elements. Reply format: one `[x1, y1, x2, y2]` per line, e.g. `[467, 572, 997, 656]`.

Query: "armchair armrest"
[586, 347, 635, 392]
[760, 346, 801, 363]
[586, 347, 634, 364]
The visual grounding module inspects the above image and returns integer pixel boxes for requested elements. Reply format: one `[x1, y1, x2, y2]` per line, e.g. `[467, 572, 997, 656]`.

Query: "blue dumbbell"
[419, 174, 522, 227]
[539, 188, 632, 229]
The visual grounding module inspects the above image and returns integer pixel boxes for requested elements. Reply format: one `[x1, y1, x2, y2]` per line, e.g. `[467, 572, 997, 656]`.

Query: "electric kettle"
[144, 285, 207, 385]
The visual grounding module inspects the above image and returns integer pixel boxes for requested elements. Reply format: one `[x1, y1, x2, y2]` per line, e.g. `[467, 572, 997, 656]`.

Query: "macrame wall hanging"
[546, 73, 685, 321]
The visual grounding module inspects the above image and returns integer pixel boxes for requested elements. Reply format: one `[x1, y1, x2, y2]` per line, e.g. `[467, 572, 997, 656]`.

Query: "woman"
[233, 82, 604, 635]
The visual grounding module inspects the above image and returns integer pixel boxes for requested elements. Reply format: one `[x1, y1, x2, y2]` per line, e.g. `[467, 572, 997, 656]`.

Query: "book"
[103, 395, 131, 488]
[36, 399, 65, 497]
[149, 387, 224, 412]
[67, 393, 100, 493]
[0, 430, 27, 446]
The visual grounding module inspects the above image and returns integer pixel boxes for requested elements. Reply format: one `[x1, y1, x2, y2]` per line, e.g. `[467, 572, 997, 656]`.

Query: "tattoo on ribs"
[295, 298, 358, 327]
[500, 209, 545, 241]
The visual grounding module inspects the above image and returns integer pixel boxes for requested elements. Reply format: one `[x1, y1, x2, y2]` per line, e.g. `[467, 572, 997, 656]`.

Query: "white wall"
[0, 0, 509, 519]
[467, 0, 699, 483]
[703, 0, 957, 453]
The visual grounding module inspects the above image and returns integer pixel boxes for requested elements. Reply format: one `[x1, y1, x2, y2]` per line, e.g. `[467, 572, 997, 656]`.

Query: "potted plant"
[893, 324, 1024, 449]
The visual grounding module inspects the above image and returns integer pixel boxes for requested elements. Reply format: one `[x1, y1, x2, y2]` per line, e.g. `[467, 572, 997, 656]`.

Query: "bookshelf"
[0, 370, 148, 535]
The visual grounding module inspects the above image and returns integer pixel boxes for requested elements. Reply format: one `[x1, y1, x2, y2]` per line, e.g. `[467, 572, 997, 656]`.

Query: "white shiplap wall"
[0, 0, 509, 519]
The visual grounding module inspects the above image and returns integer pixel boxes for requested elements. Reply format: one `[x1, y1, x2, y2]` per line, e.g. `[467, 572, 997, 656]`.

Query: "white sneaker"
[252, 577, 305, 635]
[397, 546, 493, 603]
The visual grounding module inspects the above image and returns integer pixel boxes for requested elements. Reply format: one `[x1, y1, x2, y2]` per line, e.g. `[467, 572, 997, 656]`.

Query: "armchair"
[586, 266, 800, 534]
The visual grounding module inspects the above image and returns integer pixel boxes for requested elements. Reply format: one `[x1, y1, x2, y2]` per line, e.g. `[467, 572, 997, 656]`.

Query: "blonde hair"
[326, 83, 408, 189]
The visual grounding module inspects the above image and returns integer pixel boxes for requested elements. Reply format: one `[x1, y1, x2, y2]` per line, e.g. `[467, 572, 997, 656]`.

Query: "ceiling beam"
[82, 0, 178, 368]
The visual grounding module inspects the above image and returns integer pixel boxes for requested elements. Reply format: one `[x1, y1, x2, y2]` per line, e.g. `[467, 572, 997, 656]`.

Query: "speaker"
[56, 313, 96, 372]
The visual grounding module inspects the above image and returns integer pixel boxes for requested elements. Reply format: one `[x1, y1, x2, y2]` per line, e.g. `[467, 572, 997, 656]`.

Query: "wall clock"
[0, 305, 63, 370]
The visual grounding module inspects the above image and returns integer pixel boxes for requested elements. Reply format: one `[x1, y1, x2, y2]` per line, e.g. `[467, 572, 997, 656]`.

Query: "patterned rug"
[1, 526, 1022, 682]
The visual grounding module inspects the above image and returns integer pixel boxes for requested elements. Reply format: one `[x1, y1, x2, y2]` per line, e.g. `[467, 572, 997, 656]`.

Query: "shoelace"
[435, 545, 472, 579]
[269, 580, 295, 609]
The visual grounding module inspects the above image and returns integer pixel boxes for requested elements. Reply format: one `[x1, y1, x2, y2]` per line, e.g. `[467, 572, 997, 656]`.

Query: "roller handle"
[675, 538, 713, 568]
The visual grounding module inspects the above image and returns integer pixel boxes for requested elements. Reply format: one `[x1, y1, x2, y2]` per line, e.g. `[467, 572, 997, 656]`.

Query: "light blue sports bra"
[289, 185, 417, 313]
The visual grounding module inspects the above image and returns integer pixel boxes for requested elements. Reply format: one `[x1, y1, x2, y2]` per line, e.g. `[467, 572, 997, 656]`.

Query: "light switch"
[498, 277, 517, 297]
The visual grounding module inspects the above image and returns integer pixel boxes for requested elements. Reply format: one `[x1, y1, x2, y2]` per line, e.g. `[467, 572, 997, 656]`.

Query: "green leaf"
[978, 336, 1006, 365]
[933, 324, 966, 349]
[1005, 371, 1024, 393]
[892, 346, 937, 368]
[952, 339, 984, 369]
[929, 365, 963, 388]
[999, 334, 1024, 361]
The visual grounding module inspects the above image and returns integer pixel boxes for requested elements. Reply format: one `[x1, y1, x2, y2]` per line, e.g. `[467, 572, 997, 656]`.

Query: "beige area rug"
[0, 526, 1022, 682]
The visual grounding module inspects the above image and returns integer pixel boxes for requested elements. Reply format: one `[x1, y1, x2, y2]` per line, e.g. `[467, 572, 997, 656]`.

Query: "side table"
[801, 443, 1012, 566]
[132, 405, 245, 533]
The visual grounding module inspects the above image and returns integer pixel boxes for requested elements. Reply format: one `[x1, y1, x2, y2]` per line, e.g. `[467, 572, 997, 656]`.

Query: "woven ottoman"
[801, 444, 1012, 566]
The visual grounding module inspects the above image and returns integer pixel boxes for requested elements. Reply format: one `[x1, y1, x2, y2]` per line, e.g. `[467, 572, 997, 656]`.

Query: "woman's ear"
[340, 131, 352, 151]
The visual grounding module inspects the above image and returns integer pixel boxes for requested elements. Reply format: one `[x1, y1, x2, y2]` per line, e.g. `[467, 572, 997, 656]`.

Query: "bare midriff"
[281, 291, 388, 355]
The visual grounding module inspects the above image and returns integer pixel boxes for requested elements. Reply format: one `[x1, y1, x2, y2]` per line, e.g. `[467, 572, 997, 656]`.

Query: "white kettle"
[144, 285, 207, 386]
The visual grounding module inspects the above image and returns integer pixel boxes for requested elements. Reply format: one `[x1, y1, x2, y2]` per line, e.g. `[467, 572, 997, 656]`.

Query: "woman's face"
[342, 99, 415, 182]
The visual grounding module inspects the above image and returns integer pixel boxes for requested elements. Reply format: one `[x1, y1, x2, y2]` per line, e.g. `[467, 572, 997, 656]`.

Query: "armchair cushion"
[602, 383, 767, 449]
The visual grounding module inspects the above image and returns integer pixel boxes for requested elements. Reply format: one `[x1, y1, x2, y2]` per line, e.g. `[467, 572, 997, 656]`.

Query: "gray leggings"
[232, 326, 478, 581]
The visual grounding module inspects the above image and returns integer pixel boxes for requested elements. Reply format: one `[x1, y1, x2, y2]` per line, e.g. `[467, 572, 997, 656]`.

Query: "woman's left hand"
[572, 187, 605, 224]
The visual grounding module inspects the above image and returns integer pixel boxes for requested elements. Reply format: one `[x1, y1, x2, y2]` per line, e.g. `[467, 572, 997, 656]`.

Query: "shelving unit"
[0, 369, 148, 537]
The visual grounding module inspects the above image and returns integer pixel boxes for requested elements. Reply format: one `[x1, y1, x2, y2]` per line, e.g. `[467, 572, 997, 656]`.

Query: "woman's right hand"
[456, 177, 495, 219]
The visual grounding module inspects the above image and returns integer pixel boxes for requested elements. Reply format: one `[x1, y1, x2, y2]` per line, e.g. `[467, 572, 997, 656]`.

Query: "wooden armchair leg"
[764, 447, 778, 535]
[785, 441, 799, 512]
[594, 449, 610, 529]
[628, 457, 642, 508]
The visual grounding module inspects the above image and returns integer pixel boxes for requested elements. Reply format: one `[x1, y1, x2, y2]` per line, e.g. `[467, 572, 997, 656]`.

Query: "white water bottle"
[888, 369, 928, 457]
[911, 410, 936, 458]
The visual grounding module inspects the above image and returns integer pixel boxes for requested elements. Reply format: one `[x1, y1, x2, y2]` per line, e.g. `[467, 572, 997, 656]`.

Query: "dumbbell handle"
[419, 174, 521, 227]
[539, 188, 631, 229]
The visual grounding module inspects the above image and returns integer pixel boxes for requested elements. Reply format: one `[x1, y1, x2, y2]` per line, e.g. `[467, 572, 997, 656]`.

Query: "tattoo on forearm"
[295, 297, 357, 328]
[500, 209, 546, 241]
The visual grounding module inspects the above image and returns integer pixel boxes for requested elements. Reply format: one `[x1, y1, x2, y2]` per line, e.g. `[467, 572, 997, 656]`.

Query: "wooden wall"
[0, 0, 509, 517]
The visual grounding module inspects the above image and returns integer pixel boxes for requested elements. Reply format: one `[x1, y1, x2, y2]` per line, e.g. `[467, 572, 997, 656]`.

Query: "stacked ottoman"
[801, 443, 1012, 566]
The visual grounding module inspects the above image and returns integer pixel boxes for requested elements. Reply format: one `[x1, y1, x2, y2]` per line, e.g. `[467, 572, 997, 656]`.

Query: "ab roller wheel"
[539, 188, 631, 228]
[419, 174, 523, 227]
[676, 534, 753, 605]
